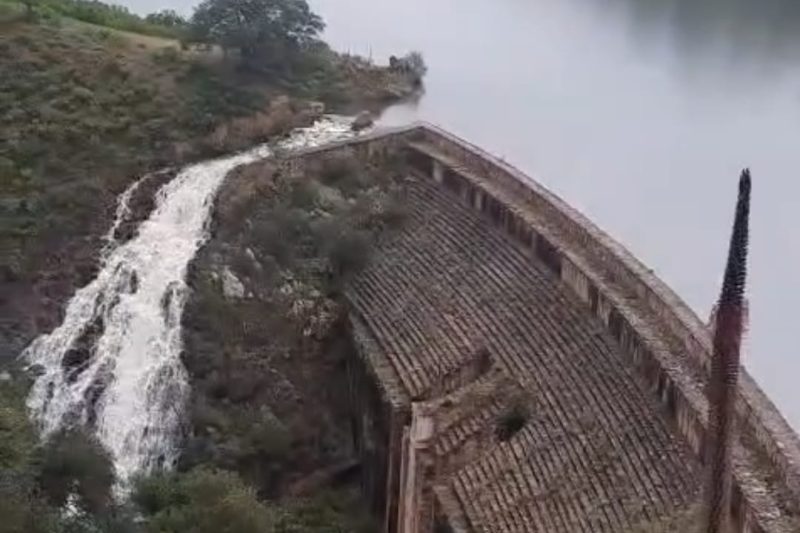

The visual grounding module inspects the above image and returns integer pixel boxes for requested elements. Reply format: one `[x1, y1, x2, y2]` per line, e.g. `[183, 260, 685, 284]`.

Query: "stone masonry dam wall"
[284, 123, 800, 532]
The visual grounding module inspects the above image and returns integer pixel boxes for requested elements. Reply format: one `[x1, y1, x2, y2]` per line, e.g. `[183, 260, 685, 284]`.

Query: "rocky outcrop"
[351, 111, 375, 131]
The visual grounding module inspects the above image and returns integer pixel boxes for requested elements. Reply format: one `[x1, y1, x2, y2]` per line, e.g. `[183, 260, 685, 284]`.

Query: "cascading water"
[23, 117, 359, 484]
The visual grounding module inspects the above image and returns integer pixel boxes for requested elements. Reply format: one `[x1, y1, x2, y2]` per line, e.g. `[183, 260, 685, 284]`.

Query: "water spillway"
[22, 117, 356, 484]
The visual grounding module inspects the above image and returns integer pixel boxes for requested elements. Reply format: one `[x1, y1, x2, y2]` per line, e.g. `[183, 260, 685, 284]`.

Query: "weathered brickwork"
[285, 124, 800, 532]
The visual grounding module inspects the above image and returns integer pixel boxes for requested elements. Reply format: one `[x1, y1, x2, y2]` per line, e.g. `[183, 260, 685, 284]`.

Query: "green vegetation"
[35, 429, 116, 514]
[175, 152, 407, 532]
[0, 377, 130, 533]
[1, 1, 420, 530]
[0, 0, 418, 284]
[134, 469, 375, 533]
[190, 0, 324, 70]
[0, 19, 272, 283]
[134, 469, 276, 533]
[0, 374, 377, 532]
[8, 0, 187, 38]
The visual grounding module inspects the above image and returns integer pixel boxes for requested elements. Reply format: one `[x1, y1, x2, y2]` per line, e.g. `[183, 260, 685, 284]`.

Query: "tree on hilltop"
[190, 0, 324, 69]
[145, 9, 188, 28]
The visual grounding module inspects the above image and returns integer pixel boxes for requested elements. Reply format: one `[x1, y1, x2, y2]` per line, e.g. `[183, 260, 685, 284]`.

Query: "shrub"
[324, 226, 371, 280]
[0, 478, 59, 533]
[318, 153, 361, 187]
[35, 0, 185, 39]
[34, 429, 115, 514]
[237, 409, 291, 461]
[0, 382, 36, 471]
[495, 402, 529, 442]
[134, 468, 276, 533]
[376, 196, 408, 229]
[289, 179, 319, 210]
[274, 490, 377, 533]
[152, 46, 181, 65]
[250, 207, 312, 265]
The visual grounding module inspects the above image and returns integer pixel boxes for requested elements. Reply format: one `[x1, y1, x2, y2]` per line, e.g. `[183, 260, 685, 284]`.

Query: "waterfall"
[23, 117, 357, 484]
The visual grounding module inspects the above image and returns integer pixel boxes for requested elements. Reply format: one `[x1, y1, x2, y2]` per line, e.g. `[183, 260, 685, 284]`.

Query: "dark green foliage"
[35, 429, 116, 514]
[324, 227, 372, 281]
[0, 380, 36, 470]
[0, 378, 134, 533]
[318, 152, 361, 187]
[133, 468, 276, 533]
[133, 469, 378, 533]
[177, 63, 264, 131]
[374, 197, 408, 229]
[0, 378, 58, 533]
[495, 402, 529, 442]
[144, 9, 186, 28]
[273, 490, 378, 533]
[190, 0, 324, 70]
[0, 478, 60, 533]
[0, 22, 267, 281]
[289, 179, 320, 209]
[35, 0, 185, 38]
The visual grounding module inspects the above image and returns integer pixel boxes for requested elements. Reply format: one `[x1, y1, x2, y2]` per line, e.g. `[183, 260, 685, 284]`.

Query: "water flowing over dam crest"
[22, 117, 357, 484]
[22, 121, 800, 531]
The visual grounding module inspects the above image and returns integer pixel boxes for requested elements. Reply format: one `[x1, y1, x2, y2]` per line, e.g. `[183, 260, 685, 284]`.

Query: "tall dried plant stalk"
[703, 169, 752, 533]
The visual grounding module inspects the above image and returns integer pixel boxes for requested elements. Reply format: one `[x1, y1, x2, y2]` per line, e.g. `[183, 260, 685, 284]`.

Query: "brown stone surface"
[284, 124, 800, 532]
[346, 176, 699, 532]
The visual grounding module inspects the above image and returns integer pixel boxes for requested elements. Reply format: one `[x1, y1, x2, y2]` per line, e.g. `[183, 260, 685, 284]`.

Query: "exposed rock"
[309, 101, 325, 117]
[270, 95, 291, 111]
[62, 314, 105, 382]
[317, 184, 347, 211]
[351, 111, 374, 131]
[0, 371, 11, 382]
[112, 169, 176, 244]
[221, 267, 245, 300]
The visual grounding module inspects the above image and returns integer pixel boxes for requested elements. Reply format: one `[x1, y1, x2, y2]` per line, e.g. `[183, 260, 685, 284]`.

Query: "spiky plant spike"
[703, 169, 751, 533]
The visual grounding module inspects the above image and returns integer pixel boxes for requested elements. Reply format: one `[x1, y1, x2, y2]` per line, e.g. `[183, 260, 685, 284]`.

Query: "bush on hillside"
[36, 0, 186, 38]
[190, 0, 324, 70]
[144, 9, 186, 28]
[0, 381, 37, 471]
[273, 490, 377, 533]
[318, 152, 362, 187]
[0, 477, 59, 533]
[323, 225, 372, 281]
[34, 429, 115, 514]
[133, 468, 276, 533]
[0, 381, 51, 533]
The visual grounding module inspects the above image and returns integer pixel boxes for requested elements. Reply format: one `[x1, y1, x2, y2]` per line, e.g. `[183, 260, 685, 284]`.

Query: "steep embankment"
[180, 145, 408, 506]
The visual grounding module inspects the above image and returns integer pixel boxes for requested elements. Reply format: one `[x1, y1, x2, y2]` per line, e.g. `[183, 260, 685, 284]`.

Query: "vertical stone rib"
[703, 169, 751, 533]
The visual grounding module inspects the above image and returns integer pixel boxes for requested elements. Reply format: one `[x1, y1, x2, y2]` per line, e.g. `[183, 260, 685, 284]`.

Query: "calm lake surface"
[128, 0, 800, 429]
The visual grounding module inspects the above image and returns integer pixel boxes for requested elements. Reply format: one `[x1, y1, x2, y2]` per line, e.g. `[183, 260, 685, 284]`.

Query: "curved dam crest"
[282, 123, 800, 532]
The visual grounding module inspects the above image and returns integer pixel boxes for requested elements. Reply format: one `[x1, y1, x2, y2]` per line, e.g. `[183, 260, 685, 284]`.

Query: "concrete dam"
[281, 124, 800, 533]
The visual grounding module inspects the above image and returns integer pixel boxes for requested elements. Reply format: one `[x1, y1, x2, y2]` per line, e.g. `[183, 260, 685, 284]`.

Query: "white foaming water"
[23, 117, 359, 484]
[104, 175, 149, 247]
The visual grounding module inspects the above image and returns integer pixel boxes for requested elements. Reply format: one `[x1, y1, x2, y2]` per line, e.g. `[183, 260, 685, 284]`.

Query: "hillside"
[0, 6, 419, 362]
[0, 1, 424, 531]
